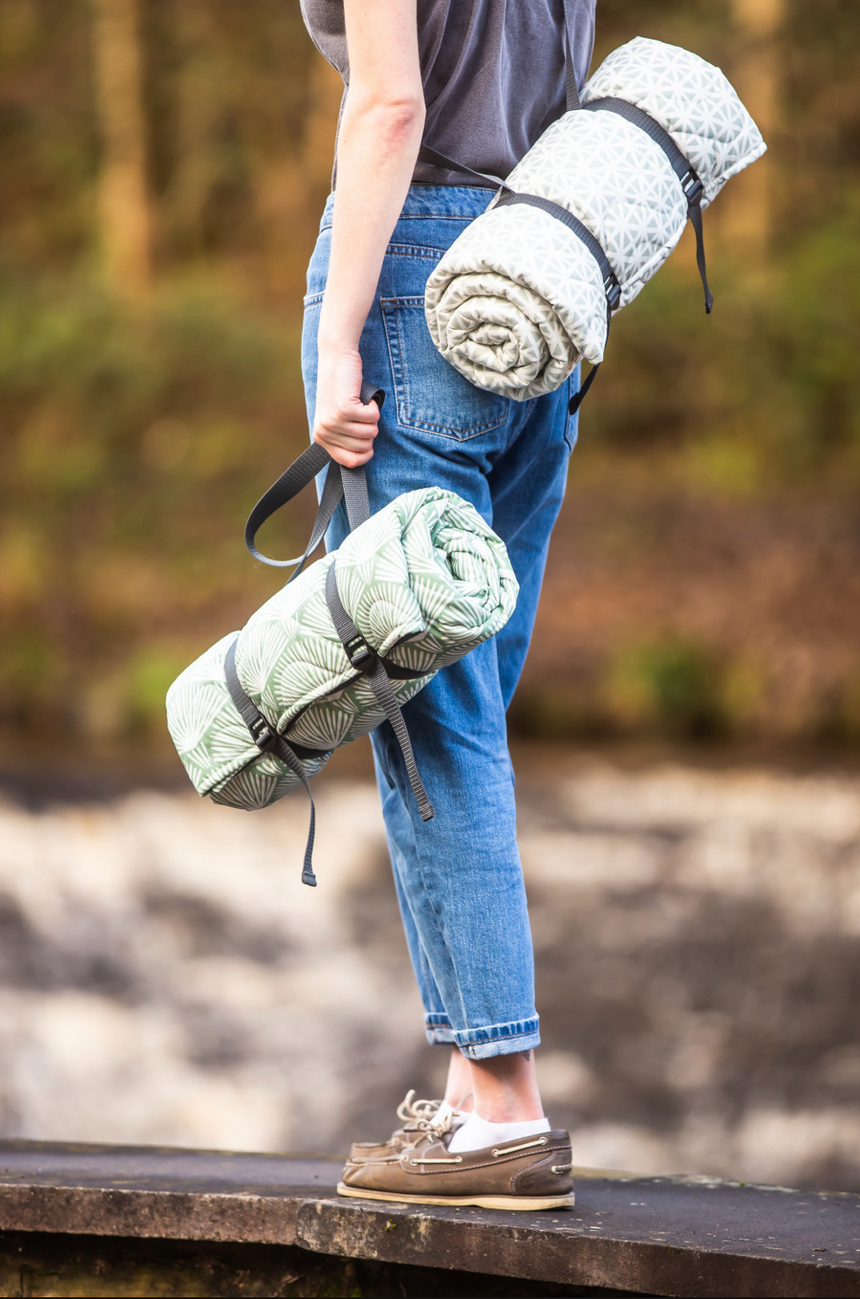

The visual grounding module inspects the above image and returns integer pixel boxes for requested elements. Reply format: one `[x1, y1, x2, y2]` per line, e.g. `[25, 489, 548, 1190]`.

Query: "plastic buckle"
[606, 280, 622, 312]
[344, 633, 377, 673]
[249, 715, 277, 752]
[683, 173, 704, 205]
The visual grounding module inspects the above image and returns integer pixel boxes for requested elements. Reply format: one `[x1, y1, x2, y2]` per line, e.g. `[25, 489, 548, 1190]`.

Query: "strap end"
[419, 803, 435, 822]
[302, 868, 318, 887]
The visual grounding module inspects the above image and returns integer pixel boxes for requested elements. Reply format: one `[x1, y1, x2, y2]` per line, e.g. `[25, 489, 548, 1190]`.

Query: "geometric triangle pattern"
[424, 37, 766, 400]
[166, 486, 519, 811]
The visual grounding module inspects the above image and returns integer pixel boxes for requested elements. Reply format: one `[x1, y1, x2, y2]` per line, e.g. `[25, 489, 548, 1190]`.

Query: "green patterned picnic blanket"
[166, 486, 518, 811]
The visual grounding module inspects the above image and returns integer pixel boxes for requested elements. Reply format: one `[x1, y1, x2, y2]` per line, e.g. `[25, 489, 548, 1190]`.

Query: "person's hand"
[313, 346, 379, 467]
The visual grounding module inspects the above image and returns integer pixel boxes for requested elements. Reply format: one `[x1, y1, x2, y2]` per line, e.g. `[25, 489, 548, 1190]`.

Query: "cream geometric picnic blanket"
[424, 37, 766, 401]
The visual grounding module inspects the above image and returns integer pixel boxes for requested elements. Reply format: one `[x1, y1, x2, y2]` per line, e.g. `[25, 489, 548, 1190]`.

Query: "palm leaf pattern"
[166, 487, 518, 808]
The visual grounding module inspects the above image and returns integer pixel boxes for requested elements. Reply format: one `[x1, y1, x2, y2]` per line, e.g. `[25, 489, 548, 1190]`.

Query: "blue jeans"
[302, 186, 577, 1060]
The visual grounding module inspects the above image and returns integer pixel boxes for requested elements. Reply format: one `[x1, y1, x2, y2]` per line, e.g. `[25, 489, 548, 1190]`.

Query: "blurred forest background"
[2, 0, 860, 764]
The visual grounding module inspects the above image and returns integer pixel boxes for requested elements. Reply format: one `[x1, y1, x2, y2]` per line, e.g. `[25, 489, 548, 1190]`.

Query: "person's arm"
[313, 0, 425, 468]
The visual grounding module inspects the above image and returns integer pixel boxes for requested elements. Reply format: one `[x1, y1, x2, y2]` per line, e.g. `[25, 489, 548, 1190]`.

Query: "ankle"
[474, 1099, 544, 1123]
[443, 1089, 473, 1113]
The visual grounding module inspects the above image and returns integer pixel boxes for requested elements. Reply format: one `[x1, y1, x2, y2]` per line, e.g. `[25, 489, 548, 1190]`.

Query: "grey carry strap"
[227, 381, 435, 885]
[562, 0, 582, 113]
[244, 382, 381, 573]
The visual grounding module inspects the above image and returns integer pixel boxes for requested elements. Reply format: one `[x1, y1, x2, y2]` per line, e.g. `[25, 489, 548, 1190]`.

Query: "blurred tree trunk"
[723, 0, 784, 256]
[169, 1, 220, 255]
[246, 54, 342, 300]
[90, 0, 153, 294]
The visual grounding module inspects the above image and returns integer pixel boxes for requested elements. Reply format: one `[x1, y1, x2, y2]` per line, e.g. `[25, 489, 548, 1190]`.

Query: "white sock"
[448, 1112, 550, 1154]
[433, 1100, 463, 1129]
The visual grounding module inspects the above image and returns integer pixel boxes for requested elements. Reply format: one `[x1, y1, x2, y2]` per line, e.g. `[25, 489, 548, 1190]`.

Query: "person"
[300, 0, 596, 1209]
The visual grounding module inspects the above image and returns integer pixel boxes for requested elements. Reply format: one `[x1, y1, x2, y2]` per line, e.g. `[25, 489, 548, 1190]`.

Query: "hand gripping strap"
[582, 96, 714, 313]
[244, 381, 383, 572]
[325, 562, 434, 823]
[224, 637, 326, 886]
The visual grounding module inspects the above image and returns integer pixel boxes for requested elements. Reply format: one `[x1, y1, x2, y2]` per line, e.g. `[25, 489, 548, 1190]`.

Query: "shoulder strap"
[417, 0, 583, 184]
[562, 0, 582, 113]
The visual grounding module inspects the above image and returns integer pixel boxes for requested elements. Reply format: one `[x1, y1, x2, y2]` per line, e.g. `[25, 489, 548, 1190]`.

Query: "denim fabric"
[301, 186, 578, 1060]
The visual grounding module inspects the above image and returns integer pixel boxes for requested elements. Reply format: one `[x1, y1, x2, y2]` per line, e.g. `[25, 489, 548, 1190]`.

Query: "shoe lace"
[412, 1107, 457, 1148]
[395, 1090, 443, 1126]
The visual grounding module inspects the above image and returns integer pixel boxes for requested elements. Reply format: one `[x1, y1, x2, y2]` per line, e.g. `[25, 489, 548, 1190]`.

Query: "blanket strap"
[325, 563, 435, 823]
[582, 96, 714, 313]
[224, 638, 325, 887]
[244, 381, 384, 571]
[493, 189, 621, 415]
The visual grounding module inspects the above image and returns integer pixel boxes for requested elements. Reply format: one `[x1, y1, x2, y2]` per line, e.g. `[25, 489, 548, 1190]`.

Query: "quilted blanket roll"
[166, 487, 518, 811]
[424, 37, 766, 402]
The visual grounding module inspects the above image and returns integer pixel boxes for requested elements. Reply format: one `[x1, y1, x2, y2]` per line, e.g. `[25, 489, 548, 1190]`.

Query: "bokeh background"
[1, 0, 859, 1192]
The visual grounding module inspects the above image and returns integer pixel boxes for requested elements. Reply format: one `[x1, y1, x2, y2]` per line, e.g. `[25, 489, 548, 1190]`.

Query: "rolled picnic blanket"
[167, 486, 518, 812]
[424, 37, 767, 401]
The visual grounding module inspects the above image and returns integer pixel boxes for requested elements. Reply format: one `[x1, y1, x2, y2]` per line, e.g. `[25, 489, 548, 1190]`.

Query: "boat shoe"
[339, 1112, 575, 1210]
[347, 1091, 463, 1163]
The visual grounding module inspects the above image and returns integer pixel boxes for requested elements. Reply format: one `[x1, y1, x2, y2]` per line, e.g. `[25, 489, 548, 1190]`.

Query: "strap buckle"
[606, 279, 622, 311]
[344, 633, 377, 673]
[682, 172, 704, 206]
[248, 715, 278, 752]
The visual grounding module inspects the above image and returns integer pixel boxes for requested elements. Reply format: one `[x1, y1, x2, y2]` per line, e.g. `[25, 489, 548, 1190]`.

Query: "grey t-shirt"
[301, 0, 597, 187]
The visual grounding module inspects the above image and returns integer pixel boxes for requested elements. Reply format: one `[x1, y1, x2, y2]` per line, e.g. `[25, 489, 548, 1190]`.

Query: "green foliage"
[605, 637, 725, 738]
[0, 273, 310, 741]
[583, 196, 860, 489]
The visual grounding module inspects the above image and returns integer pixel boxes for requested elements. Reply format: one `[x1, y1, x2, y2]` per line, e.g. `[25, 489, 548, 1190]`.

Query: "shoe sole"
[337, 1182, 575, 1211]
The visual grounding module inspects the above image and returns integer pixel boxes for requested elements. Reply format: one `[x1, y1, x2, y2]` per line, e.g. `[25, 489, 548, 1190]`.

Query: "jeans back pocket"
[380, 296, 509, 441]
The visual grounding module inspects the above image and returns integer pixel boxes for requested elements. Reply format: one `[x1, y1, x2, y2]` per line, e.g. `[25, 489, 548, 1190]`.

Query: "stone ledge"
[1, 1141, 859, 1297]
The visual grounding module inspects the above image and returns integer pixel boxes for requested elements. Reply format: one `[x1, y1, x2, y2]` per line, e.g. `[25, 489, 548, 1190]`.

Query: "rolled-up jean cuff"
[424, 1013, 457, 1046]
[453, 1017, 541, 1061]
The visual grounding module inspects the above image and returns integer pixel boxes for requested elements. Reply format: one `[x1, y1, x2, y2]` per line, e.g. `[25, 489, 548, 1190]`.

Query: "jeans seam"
[386, 244, 446, 260]
[320, 213, 482, 236]
[453, 1018, 540, 1045]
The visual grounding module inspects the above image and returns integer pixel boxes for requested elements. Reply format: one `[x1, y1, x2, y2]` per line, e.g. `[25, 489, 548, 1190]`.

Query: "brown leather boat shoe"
[339, 1121, 575, 1210]
[347, 1091, 463, 1163]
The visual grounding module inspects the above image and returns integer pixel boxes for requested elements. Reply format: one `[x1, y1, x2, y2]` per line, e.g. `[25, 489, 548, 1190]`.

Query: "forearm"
[310, 0, 423, 468]
[317, 93, 425, 353]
